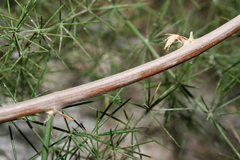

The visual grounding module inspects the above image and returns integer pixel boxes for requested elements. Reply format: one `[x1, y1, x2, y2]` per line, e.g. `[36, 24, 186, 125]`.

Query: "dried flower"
[163, 31, 194, 51]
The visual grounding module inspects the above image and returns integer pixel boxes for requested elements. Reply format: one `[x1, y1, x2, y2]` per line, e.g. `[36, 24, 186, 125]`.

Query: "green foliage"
[0, 0, 239, 159]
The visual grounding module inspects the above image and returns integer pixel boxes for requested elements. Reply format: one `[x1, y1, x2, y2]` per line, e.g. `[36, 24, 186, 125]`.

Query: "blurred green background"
[0, 0, 239, 159]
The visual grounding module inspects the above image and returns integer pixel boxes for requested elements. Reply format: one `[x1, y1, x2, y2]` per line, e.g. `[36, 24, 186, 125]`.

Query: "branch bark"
[0, 15, 240, 123]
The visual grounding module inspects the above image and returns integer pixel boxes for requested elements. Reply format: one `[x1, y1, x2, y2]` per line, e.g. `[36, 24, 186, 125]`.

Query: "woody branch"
[0, 15, 240, 123]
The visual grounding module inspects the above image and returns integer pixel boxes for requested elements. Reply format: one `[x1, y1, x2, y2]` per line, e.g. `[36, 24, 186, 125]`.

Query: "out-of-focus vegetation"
[0, 0, 239, 159]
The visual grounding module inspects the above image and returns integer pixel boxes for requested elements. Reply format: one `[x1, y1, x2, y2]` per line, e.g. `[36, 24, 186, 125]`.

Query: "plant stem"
[0, 15, 240, 123]
[41, 114, 54, 160]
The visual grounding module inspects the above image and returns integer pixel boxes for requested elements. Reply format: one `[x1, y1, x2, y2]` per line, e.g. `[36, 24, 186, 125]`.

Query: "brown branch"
[0, 15, 240, 123]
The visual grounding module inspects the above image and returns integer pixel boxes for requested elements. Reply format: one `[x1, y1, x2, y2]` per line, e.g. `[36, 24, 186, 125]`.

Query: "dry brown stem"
[0, 15, 240, 123]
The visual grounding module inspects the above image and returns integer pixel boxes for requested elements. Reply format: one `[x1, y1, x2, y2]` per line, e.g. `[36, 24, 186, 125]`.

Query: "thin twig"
[0, 15, 240, 123]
